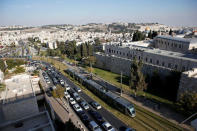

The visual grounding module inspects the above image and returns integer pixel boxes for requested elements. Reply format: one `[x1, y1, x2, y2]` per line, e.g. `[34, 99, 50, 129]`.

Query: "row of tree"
[45, 41, 94, 61]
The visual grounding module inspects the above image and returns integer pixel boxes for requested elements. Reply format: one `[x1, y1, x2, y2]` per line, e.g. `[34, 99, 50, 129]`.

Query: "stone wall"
[94, 52, 172, 77]
[177, 68, 197, 100]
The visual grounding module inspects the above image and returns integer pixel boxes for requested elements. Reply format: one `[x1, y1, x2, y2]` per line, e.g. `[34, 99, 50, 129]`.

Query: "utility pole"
[120, 71, 122, 96]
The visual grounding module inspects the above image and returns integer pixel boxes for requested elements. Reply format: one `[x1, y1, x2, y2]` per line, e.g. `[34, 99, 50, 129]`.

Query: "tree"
[178, 92, 197, 114]
[169, 29, 173, 36]
[148, 30, 152, 39]
[129, 57, 147, 96]
[81, 44, 88, 58]
[132, 31, 145, 41]
[152, 31, 158, 38]
[52, 85, 64, 99]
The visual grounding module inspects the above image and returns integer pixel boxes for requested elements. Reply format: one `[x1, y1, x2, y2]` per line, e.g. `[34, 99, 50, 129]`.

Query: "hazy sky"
[0, 0, 197, 27]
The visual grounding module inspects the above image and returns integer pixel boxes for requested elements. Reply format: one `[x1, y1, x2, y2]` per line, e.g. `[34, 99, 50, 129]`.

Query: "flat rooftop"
[0, 111, 55, 131]
[106, 44, 197, 62]
[0, 73, 40, 103]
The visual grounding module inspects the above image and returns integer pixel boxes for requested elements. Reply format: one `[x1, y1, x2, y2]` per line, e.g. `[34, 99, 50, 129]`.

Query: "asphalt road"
[42, 61, 128, 131]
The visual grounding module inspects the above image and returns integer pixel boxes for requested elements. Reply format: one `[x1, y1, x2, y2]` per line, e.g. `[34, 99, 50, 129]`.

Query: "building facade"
[154, 35, 197, 53]
[104, 44, 197, 72]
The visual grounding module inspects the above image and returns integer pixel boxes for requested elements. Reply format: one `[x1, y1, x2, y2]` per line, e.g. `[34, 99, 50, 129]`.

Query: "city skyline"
[0, 0, 197, 27]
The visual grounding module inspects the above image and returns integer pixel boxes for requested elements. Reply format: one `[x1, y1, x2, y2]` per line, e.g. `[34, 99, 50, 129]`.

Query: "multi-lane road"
[41, 61, 130, 131]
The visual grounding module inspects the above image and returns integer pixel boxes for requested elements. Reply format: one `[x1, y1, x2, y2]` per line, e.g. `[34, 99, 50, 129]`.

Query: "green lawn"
[89, 67, 174, 106]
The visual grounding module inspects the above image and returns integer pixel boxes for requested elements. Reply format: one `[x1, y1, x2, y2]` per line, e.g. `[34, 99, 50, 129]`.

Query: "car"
[73, 104, 83, 112]
[65, 85, 70, 90]
[88, 110, 104, 124]
[80, 101, 89, 110]
[102, 122, 115, 131]
[64, 92, 70, 99]
[69, 97, 76, 105]
[46, 79, 50, 84]
[74, 87, 81, 92]
[60, 79, 64, 85]
[119, 126, 136, 131]
[81, 113, 90, 124]
[91, 101, 102, 110]
[88, 121, 102, 131]
[73, 92, 80, 101]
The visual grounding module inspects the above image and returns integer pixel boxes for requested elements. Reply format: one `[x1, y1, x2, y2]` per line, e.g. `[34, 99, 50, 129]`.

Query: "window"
[145, 57, 148, 62]
[179, 45, 181, 48]
[175, 65, 178, 69]
[117, 51, 118, 54]
[156, 60, 159, 65]
[150, 59, 152, 63]
[168, 63, 171, 68]
[182, 66, 185, 71]
[120, 52, 121, 55]
[139, 56, 141, 60]
[162, 62, 165, 66]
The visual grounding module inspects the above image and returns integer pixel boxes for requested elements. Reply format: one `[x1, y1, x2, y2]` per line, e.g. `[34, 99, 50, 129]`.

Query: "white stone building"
[154, 35, 197, 53]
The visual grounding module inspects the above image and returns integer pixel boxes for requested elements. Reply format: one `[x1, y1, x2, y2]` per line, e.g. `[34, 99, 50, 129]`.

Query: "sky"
[0, 0, 197, 27]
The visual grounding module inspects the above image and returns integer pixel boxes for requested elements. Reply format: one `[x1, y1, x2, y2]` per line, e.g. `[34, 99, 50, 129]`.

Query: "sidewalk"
[46, 94, 88, 131]
[40, 70, 87, 131]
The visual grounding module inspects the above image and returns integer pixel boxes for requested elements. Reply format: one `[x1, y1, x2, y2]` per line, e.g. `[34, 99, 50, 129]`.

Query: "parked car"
[80, 101, 89, 110]
[73, 92, 80, 101]
[73, 104, 83, 112]
[102, 122, 115, 131]
[91, 101, 102, 110]
[69, 97, 76, 105]
[89, 121, 102, 131]
[64, 92, 70, 99]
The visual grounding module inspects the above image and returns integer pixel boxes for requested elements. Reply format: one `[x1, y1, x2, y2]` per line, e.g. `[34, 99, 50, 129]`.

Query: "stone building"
[104, 43, 197, 72]
[154, 35, 197, 53]
[177, 68, 197, 100]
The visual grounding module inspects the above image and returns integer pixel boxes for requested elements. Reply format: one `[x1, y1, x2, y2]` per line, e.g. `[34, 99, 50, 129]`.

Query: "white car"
[60, 79, 64, 85]
[46, 79, 50, 84]
[80, 101, 89, 110]
[102, 122, 115, 131]
[64, 92, 70, 99]
[91, 102, 102, 110]
[73, 104, 83, 112]
[69, 97, 76, 105]
[65, 85, 70, 90]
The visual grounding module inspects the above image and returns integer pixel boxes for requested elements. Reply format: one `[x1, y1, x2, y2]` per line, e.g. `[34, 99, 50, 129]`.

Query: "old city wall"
[94, 53, 172, 77]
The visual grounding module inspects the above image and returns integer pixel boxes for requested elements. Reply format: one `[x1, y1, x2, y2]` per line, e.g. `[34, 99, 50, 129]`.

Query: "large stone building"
[104, 43, 197, 72]
[154, 35, 197, 53]
[94, 36, 197, 100]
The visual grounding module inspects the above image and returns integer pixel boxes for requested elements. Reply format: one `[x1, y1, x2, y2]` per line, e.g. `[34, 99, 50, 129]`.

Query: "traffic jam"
[41, 64, 118, 131]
